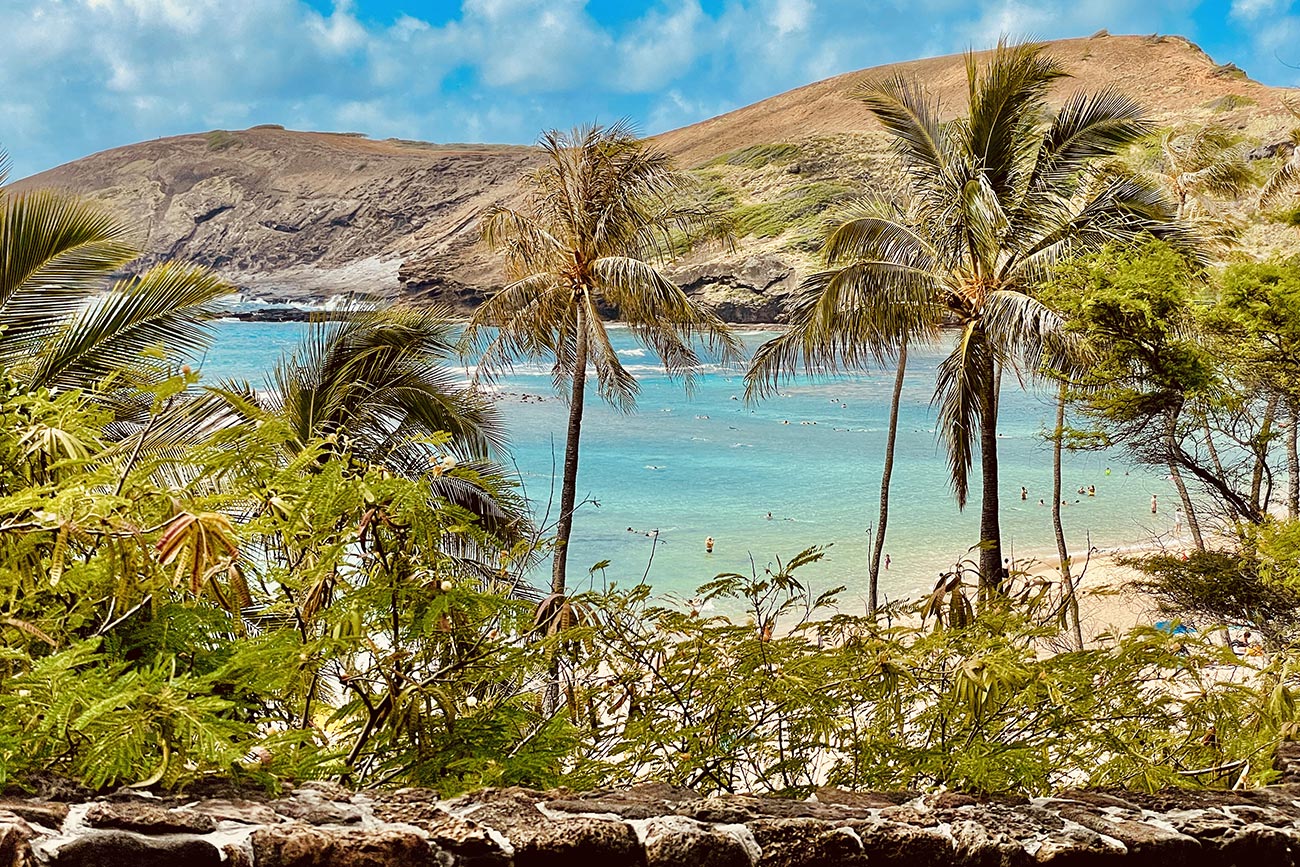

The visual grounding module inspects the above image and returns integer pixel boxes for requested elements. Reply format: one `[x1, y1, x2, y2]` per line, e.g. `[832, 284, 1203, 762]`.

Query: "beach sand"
[1023, 546, 1170, 648]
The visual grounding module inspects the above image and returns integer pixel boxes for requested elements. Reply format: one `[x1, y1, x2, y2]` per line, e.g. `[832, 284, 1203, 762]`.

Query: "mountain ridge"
[14, 33, 1300, 322]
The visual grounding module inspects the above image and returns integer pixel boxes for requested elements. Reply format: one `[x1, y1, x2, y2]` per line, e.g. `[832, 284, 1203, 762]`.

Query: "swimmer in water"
[884, 553, 891, 570]
[705, 536, 714, 553]
[1020, 486, 1028, 501]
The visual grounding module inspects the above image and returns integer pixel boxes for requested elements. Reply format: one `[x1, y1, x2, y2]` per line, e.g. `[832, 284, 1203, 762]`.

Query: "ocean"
[200, 320, 1176, 609]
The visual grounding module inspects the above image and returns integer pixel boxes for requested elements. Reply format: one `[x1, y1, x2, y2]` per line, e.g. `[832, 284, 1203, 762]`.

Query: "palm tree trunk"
[1288, 399, 1299, 520]
[978, 353, 1004, 596]
[551, 302, 590, 595]
[1166, 407, 1203, 550]
[868, 340, 907, 614]
[1051, 382, 1083, 651]
[1201, 411, 1237, 522]
[1252, 394, 1279, 517]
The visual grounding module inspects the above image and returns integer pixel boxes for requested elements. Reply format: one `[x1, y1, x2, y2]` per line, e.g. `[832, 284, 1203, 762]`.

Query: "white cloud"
[614, 1, 707, 92]
[2, 0, 1294, 180]
[770, 0, 814, 36]
[1230, 0, 1284, 21]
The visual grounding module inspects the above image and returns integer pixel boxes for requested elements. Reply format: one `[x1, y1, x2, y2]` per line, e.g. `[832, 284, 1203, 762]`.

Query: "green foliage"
[1266, 203, 1300, 226]
[706, 143, 801, 169]
[1129, 547, 1300, 646]
[731, 182, 856, 240]
[567, 548, 1295, 795]
[205, 130, 240, 151]
[0, 371, 562, 793]
[3, 365, 1300, 797]
[1047, 242, 1212, 433]
[1202, 94, 1256, 112]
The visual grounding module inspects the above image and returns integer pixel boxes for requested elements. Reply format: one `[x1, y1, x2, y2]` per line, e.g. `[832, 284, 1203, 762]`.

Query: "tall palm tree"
[0, 156, 230, 392]
[464, 122, 740, 594]
[748, 41, 1196, 592]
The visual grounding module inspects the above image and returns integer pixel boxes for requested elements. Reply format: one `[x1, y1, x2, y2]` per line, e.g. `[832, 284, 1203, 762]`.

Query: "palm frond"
[1029, 87, 1151, 189]
[0, 189, 140, 363]
[26, 262, 232, 391]
[962, 39, 1066, 199]
[933, 321, 991, 508]
[1260, 146, 1300, 208]
[852, 72, 946, 178]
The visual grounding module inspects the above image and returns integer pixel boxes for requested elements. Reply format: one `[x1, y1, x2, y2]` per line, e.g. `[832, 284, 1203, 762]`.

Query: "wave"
[618, 348, 648, 358]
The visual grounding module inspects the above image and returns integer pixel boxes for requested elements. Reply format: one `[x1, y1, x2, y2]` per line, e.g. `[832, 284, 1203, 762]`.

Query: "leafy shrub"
[707, 143, 801, 169]
[732, 182, 857, 239]
[1203, 94, 1256, 112]
[2, 372, 1298, 797]
[565, 548, 1294, 795]
[205, 130, 240, 151]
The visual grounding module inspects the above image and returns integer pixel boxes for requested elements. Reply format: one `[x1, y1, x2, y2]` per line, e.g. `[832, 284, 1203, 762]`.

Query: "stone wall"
[2, 780, 1300, 866]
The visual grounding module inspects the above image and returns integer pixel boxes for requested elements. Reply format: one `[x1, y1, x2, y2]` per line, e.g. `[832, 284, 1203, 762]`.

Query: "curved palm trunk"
[1165, 407, 1204, 550]
[1288, 399, 1299, 520]
[978, 354, 1004, 597]
[1051, 383, 1083, 651]
[551, 302, 589, 595]
[1251, 394, 1279, 518]
[868, 340, 908, 614]
[1201, 411, 1237, 522]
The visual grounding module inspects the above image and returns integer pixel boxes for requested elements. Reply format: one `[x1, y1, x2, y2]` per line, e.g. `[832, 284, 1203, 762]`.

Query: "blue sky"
[4, 0, 1299, 179]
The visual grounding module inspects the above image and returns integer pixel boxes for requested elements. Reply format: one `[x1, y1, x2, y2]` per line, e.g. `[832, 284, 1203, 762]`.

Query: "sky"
[4, 0, 1300, 180]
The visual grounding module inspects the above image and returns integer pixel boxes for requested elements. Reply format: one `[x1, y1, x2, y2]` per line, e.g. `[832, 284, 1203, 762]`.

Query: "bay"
[200, 320, 1176, 608]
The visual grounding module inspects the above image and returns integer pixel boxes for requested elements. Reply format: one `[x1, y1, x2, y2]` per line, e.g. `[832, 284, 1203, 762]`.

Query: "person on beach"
[1174, 509, 1184, 534]
[705, 536, 714, 553]
[884, 554, 891, 570]
[1150, 494, 1158, 514]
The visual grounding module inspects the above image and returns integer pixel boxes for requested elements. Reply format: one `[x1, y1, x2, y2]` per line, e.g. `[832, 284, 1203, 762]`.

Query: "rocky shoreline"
[5, 777, 1300, 866]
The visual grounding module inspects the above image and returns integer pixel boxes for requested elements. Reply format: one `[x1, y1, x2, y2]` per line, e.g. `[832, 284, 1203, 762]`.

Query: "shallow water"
[199, 320, 1177, 607]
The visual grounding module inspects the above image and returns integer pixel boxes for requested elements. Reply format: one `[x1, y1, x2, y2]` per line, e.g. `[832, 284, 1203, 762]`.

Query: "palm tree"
[1258, 97, 1300, 210]
[0, 156, 230, 393]
[748, 41, 1196, 593]
[259, 306, 521, 543]
[140, 306, 524, 548]
[1155, 125, 1253, 221]
[464, 122, 739, 595]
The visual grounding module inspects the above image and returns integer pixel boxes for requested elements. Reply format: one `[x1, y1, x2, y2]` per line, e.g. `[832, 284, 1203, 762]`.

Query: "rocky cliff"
[13, 33, 1300, 323]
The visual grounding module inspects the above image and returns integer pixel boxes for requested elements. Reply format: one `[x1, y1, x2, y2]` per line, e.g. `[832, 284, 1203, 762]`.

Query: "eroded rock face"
[5, 784, 1300, 866]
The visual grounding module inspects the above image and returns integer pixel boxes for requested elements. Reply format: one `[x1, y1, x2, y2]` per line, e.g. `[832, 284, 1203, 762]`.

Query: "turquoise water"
[200, 321, 1176, 607]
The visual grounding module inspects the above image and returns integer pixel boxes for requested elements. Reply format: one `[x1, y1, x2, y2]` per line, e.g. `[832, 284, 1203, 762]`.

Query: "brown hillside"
[653, 33, 1294, 165]
[14, 34, 1300, 321]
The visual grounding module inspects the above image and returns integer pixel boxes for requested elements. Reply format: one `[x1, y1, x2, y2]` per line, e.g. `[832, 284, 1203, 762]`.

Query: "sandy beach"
[1022, 545, 1175, 648]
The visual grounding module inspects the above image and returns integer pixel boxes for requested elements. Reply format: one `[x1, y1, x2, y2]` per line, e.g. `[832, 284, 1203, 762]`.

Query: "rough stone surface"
[4, 784, 1300, 865]
[181, 797, 282, 826]
[251, 825, 442, 867]
[506, 816, 645, 867]
[83, 800, 218, 834]
[0, 799, 67, 829]
[49, 829, 224, 867]
[0, 812, 33, 867]
[269, 789, 364, 825]
[641, 816, 752, 867]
